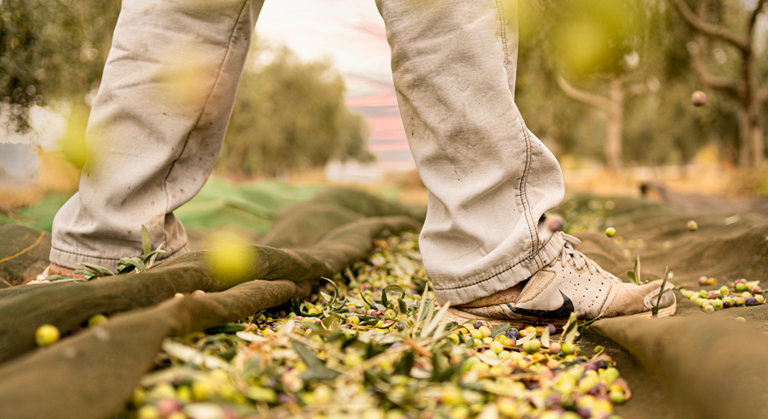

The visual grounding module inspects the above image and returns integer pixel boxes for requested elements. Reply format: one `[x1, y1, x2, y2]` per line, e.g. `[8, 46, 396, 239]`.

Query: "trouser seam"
[494, 0, 509, 67]
[51, 240, 188, 262]
[160, 0, 251, 245]
[495, 0, 538, 259]
[520, 123, 540, 257]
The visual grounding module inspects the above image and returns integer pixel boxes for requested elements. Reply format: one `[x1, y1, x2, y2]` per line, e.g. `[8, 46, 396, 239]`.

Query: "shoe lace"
[557, 233, 605, 275]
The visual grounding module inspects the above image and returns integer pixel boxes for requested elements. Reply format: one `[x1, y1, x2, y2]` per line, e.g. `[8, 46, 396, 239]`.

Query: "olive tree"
[669, 0, 768, 167]
[216, 43, 374, 178]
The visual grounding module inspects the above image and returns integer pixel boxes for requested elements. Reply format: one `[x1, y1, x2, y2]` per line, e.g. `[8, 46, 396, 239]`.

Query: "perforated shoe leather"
[446, 232, 676, 326]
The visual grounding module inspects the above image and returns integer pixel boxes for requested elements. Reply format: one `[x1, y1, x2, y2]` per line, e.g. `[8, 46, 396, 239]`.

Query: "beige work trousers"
[51, 0, 565, 305]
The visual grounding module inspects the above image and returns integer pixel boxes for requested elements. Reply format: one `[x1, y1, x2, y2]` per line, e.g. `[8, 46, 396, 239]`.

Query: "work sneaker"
[445, 232, 676, 327]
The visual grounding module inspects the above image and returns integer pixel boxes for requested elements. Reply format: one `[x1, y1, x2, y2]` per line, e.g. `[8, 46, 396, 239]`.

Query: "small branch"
[688, 36, 743, 98]
[668, 0, 749, 51]
[748, 0, 767, 35]
[556, 75, 612, 111]
[403, 338, 433, 358]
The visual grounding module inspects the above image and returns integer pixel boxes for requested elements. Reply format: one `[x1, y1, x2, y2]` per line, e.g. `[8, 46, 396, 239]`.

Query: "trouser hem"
[49, 242, 190, 272]
[431, 232, 565, 305]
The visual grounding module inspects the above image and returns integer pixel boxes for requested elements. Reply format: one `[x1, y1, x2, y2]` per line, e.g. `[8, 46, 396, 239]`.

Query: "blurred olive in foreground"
[35, 324, 60, 347]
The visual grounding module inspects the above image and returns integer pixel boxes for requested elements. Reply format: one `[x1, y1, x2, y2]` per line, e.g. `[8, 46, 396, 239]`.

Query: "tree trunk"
[605, 79, 624, 172]
[737, 110, 752, 167]
[751, 116, 765, 168]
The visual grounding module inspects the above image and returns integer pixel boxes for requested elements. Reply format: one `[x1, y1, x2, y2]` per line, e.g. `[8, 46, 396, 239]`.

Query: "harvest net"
[0, 189, 767, 419]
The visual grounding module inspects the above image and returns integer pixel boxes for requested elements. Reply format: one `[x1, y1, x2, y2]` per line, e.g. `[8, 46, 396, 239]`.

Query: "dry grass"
[3, 149, 757, 215]
[563, 163, 734, 200]
[0, 187, 44, 212]
[280, 162, 743, 208]
[37, 151, 81, 193]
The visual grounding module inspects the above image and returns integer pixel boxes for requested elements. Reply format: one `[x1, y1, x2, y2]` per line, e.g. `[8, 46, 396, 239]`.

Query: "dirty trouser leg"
[377, 0, 566, 305]
[50, 0, 264, 271]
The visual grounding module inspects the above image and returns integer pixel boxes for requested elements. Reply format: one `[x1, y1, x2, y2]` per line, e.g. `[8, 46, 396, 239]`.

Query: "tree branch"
[668, 0, 749, 51]
[556, 76, 612, 111]
[748, 0, 767, 35]
[688, 37, 743, 98]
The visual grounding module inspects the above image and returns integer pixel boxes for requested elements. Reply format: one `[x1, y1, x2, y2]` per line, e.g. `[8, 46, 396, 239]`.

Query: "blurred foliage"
[217, 42, 374, 178]
[0, 0, 120, 132]
[728, 167, 768, 196]
[517, 0, 765, 167]
[0, 0, 372, 177]
[1, 0, 764, 170]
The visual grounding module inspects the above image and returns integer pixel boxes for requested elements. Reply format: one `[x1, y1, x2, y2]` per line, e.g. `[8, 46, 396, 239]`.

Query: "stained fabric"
[1, 190, 768, 419]
[0, 189, 421, 419]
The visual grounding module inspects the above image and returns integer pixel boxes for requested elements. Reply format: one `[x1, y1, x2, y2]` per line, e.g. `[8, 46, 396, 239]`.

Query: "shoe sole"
[443, 294, 677, 329]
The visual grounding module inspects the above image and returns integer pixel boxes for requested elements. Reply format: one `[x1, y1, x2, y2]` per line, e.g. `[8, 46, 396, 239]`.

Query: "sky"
[256, 0, 413, 168]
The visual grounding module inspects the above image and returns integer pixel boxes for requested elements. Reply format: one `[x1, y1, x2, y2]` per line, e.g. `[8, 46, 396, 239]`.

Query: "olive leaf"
[141, 224, 152, 258]
[144, 245, 165, 268]
[431, 352, 460, 382]
[628, 256, 641, 285]
[292, 341, 340, 381]
[360, 290, 377, 310]
[393, 350, 415, 375]
[75, 262, 115, 280]
[462, 333, 474, 349]
[491, 323, 511, 339]
[321, 313, 341, 330]
[577, 313, 604, 339]
[291, 299, 322, 318]
[45, 274, 74, 281]
[652, 267, 670, 317]
[361, 315, 380, 326]
[73, 270, 96, 279]
[381, 284, 406, 311]
[626, 271, 636, 284]
[203, 323, 247, 335]
[47, 275, 86, 283]
[561, 313, 580, 344]
[541, 326, 550, 348]
[420, 299, 436, 327]
[515, 332, 536, 346]
[117, 257, 146, 274]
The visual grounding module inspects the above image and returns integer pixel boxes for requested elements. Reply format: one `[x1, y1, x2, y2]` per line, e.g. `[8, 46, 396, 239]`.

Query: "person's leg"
[377, 0, 675, 322]
[377, 0, 564, 306]
[50, 0, 264, 272]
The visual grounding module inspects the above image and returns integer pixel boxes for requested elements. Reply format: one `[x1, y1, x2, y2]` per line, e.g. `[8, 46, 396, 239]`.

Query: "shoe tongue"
[562, 233, 581, 246]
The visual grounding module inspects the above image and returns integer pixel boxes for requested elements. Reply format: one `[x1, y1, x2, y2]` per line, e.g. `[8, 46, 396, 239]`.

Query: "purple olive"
[506, 329, 521, 340]
[547, 215, 565, 233]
